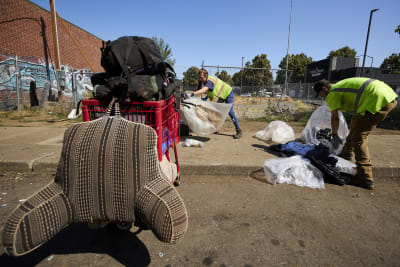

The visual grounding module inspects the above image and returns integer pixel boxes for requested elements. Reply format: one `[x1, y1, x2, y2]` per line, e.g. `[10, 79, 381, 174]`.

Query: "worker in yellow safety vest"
[314, 77, 398, 190]
[191, 68, 242, 139]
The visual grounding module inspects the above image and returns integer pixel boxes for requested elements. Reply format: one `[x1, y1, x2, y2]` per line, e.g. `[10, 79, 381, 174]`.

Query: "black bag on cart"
[99, 36, 177, 101]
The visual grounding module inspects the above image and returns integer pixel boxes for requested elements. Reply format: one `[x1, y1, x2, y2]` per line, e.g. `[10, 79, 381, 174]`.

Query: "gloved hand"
[331, 134, 344, 150]
[183, 92, 194, 100]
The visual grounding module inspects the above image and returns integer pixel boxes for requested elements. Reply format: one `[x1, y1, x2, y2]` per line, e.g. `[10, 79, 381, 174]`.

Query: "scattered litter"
[68, 108, 82, 120]
[29, 183, 33, 185]
[47, 255, 54, 261]
[182, 138, 204, 148]
[2, 192, 7, 195]
[19, 199, 27, 202]
[371, 193, 374, 196]
[15, 176, 23, 181]
[0, 204, 7, 207]
[159, 252, 164, 258]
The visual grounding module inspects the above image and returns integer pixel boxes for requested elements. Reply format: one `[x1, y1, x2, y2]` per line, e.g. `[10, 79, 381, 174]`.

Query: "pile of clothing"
[263, 127, 356, 189]
[262, 101, 356, 189]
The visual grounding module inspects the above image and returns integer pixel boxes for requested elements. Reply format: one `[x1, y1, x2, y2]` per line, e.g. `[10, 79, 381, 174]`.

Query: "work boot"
[233, 129, 242, 139]
[349, 177, 374, 190]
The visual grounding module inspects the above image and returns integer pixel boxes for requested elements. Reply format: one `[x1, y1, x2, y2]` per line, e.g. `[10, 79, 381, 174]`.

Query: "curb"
[1, 161, 399, 178]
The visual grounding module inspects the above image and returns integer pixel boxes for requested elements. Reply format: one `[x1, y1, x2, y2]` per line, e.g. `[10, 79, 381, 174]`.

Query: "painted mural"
[0, 55, 94, 100]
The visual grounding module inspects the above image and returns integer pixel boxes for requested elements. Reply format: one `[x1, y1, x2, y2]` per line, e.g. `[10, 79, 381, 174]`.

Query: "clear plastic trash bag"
[301, 102, 349, 155]
[264, 155, 325, 189]
[179, 97, 232, 136]
[255, 120, 295, 144]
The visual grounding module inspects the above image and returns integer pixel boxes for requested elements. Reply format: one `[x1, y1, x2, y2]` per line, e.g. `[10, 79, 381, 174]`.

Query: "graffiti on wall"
[0, 55, 94, 100]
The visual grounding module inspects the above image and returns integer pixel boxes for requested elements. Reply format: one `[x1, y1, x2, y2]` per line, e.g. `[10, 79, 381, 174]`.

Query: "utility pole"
[240, 56, 244, 96]
[284, 0, 293, 97]
[49, 0, 62, 102]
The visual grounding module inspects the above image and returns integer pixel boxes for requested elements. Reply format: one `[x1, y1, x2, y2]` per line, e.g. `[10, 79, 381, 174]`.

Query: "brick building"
[305, 57, 400, 91]
[0, 0, 103, 72]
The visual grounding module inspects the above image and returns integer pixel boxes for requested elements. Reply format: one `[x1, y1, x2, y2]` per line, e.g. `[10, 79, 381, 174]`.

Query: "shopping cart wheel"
[115, 222, 133, 231]
[173, 176, 181, 186]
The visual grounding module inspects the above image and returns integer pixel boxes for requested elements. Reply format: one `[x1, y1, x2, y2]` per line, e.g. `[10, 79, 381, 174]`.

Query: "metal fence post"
[15, 55, 21, 111]
[71, 72, 77, 108]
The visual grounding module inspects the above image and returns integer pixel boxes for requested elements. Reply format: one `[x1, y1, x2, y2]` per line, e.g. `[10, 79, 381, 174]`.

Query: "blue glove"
[331, 134, 344, 150]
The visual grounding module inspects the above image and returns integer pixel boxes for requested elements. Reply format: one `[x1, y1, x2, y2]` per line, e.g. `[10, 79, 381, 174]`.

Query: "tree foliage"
[275, 53, 313, 84]
[328, 46, 357, 58]
[380, 53, 400, 74]
[151, 36, 176, 66]
[182, 66, 200, 87]
[231, 54, 273, 89]
[215, 70, 233, 85]
[395, 25, 400, 38]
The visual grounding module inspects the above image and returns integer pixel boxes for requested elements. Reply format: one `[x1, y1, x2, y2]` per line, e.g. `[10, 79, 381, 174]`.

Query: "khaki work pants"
[340, 100, 398, 181]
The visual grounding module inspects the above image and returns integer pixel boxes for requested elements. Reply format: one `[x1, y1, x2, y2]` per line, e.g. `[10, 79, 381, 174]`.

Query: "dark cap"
[313, 79, 330, 98]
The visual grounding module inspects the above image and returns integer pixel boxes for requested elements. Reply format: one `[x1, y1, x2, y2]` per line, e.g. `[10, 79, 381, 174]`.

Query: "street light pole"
[240, 56, 244, 96]
[361, 8, 379, 77]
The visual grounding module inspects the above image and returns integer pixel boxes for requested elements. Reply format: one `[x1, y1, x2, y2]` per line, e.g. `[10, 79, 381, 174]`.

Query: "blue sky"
[31, 0, 400, 79]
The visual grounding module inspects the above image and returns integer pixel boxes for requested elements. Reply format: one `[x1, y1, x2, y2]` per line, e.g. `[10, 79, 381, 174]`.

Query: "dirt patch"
[234, 96, 296, 105]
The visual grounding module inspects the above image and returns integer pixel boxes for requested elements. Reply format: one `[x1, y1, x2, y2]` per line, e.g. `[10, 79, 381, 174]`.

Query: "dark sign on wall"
[305, 58, 330, 82]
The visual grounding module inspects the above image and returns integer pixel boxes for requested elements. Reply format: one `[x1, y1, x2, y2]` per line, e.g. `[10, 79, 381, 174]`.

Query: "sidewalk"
[0, 126, 400, 178]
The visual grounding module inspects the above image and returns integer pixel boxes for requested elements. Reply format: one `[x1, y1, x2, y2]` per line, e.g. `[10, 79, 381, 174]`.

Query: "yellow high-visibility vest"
[325, 77, 397, 115]
[206, 76, 232, 100]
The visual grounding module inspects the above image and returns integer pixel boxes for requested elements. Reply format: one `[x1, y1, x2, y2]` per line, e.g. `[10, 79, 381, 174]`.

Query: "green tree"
[380, 53, 400, 74]
[275, 53, 313, 84]
[215, 70, 233, 85]
[328, 46, 357, 58]
[151, 36, 176, 66]
[232, 54, 273, 89]
[183, 66, 200, 87]
[395, 25, 400, 38]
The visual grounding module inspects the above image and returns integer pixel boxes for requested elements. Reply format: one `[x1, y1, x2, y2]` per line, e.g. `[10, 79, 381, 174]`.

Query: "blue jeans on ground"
[218, 91, 241, 131]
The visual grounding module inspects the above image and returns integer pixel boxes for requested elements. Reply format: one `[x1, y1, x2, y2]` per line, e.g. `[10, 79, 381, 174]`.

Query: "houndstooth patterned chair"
[2, 100, 188, 256]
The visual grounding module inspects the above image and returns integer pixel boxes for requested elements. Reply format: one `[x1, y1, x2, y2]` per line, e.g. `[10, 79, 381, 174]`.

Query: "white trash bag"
[301, 102, 349, 154]
[179, 97, 232, 136]
[264, 155, 325, 189]
[256, 120, 295, 144]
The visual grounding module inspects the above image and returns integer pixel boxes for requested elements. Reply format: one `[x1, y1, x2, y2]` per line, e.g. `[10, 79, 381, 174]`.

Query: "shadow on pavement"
[0, 223, 150, 267]
[251, 144, 288, 158]
[183, 135, 211, 142]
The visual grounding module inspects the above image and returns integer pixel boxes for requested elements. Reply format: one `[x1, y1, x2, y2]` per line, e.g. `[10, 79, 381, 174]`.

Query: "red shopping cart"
[81, 93, 181, 185]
